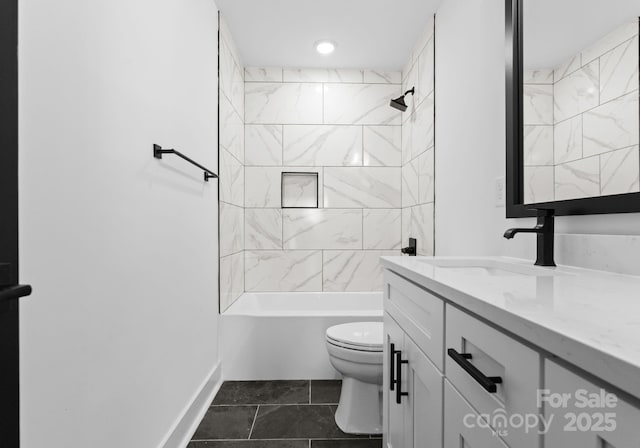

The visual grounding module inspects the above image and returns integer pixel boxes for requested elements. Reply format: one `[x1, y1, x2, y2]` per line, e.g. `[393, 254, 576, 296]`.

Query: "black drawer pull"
[389, 343, 397, 391]
[395, 351, 409, 404]
[447, 348, 503, 393]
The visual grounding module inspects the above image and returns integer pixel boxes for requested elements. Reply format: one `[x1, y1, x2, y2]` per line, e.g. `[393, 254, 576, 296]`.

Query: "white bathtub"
[220, 292, 383, 380]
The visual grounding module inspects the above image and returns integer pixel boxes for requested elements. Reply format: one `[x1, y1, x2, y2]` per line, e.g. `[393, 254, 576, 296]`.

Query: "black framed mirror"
[506, 0, 640, 217]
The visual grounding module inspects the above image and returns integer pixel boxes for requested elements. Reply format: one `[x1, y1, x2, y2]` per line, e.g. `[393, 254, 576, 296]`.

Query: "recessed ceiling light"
[315, 41, 335, 55]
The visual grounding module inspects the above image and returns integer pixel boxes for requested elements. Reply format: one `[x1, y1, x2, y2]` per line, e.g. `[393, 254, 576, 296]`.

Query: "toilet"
[325, 321, 383, 434]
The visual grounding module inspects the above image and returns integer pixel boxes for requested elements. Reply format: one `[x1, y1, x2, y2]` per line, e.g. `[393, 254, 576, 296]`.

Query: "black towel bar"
[0, 284, 32, 304]
[153, 144, 218, 182]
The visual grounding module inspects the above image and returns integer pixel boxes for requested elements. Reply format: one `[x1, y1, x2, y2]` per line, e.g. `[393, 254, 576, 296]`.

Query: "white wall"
[18, 0, 220, 447]
[435, 0, 513, 257]
[435, 0, 640, 269]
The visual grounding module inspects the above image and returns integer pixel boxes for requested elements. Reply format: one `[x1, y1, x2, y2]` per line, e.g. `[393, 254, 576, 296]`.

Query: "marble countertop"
[381, 256, 640, 401]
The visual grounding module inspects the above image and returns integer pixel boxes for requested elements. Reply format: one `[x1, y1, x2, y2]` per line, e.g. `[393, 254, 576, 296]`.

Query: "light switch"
[495, 176, 505, 208]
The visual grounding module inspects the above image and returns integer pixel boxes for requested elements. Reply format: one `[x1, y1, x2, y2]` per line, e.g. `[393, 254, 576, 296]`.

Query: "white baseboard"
[159, 361, 222, 448]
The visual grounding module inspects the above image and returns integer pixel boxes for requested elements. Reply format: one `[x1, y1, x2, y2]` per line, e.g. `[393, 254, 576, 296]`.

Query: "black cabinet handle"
[395, 351, 409, 404]
[389, 343, 397, 391]
[447, 348, 502, 393]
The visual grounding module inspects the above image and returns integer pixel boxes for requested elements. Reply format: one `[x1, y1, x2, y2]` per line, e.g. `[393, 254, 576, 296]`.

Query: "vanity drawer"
[444, 380, 510, 448]
[445, 305, 540, 448]
[384, 269, 444, 370]
[544, 359, 640, 447]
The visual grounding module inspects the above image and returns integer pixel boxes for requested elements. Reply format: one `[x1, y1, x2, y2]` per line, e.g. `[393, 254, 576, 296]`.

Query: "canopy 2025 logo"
[463, 388, 618, 437]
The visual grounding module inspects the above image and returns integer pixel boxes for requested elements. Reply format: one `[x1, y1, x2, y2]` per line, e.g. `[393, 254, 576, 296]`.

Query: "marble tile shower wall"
[219, 17, 245, 311]
[243, 67, 406, 292]
[523, 20, 640, 204]
[401, 18, 435, 257]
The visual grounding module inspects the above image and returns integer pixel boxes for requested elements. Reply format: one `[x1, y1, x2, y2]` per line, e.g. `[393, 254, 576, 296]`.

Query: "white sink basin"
[417, 258, 568, 277]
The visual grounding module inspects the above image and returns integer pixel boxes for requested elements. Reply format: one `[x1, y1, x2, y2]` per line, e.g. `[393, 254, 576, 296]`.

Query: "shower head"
[389, 87, 415, 112]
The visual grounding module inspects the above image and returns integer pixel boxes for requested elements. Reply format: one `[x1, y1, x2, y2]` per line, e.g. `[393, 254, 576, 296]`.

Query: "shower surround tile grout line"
[244, 123, 402, 128]
[244, 164, 402, 169]
[210, 403, 340, 407]
[244, 81, 401, 86]
[191, 438, 313, 442]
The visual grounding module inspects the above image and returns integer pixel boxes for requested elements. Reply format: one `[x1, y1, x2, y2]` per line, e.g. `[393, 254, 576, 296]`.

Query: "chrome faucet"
[504, 209, 556, 267]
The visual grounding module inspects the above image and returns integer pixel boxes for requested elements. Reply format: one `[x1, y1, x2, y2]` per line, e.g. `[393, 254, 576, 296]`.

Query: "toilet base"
[334, 377, 383, 434]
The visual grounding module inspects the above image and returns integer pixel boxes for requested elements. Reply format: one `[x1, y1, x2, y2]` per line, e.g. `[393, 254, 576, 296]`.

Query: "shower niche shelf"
[281, 172, 319, 208]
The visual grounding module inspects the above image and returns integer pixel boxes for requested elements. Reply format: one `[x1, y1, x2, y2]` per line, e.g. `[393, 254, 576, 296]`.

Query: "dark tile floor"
[188, 380, 382, 448]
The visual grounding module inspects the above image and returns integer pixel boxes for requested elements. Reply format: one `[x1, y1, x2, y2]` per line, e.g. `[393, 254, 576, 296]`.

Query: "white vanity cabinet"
[381, 262, 640, 448]
[383, 314, 443, 448]
[404, 334, 443, 447]
[383, 268, 536, 448]
[383, 271, 444, 448]
[445, 306, 540, 448]
[444, 380, 510, 448]
[543, 360, 640, 448]
[383, 314, 405, 448]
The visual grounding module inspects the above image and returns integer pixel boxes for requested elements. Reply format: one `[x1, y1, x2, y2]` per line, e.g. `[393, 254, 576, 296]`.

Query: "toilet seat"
[326, 322, 383, 352]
